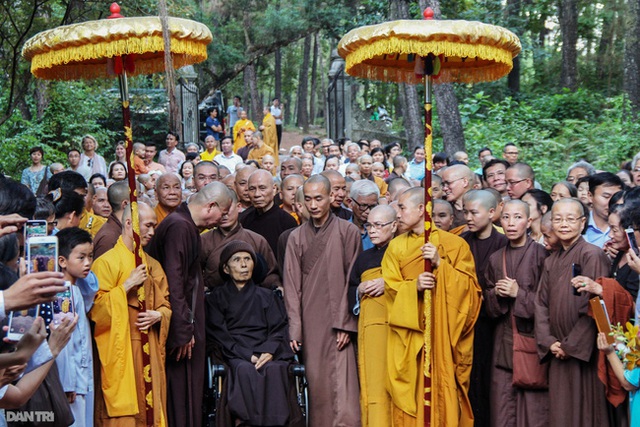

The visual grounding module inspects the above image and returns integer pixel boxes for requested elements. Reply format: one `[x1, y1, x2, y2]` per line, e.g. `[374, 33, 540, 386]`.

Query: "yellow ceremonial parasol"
[338, 8, 520, 425]
[22, 4, 211, 425]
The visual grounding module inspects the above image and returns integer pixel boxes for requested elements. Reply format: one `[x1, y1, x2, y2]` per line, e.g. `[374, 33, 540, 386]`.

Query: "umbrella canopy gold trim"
[22, 16, 212, 80]
[338, 19, 521, 84]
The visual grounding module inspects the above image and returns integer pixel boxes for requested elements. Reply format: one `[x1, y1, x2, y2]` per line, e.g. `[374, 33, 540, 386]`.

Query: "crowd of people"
[3, 112, 640, 427]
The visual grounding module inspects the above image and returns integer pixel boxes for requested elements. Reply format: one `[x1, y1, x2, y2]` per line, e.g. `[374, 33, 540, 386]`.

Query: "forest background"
[1, 0, 639, 188]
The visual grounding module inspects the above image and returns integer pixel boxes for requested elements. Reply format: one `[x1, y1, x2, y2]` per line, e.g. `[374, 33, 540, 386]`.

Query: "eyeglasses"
[506, 178, 527, 186]
[363, 220, 395, 231]
[505, 151, 519, 156]
[48, 220, 58, 227]
[441, 177, 464, 188]
[351, 199, 378, 212]
[551, 216, 585, 225]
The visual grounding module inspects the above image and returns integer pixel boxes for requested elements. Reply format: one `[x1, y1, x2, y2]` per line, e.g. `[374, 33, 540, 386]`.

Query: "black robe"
[461, 227, 508, 427]
[146, 202, 205, 427]
[205, 280, 293, 426]
[239, 204, 298, 254]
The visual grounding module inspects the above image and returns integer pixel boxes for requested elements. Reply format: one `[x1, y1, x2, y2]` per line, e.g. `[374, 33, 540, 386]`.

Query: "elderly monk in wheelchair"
[205, 240, 297, 427]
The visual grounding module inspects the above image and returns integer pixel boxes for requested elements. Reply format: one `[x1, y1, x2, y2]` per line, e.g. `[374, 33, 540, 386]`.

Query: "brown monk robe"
[535, 198, 611, 427]
[283, 175, 362, 426]
[484, 200, 549, 427]
[146, 183, 233, 427]
[460, 190, 508, 427]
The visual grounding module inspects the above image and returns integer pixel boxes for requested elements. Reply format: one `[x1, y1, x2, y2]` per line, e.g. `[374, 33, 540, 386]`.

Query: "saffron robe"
[93, 212, 123, 259]
[461, 228, 508, 427]
[91, 238, 172, 426]
[534, 237, 611, 427]
[80, 208, 106, 238]
[232, 119, 256, 152]
[261, 113, 278, 160]
[484, 238, 549, 427]
[348, 245, 391, 427]
[154, 203, 175, 225]
[283, 214, 362, 426]
[201, 224, 281, 290]
[146, 203, 206, 427]
[382, 228, 481, 427]
[247, 143, 275, 168]
[205, 280, 292, 426]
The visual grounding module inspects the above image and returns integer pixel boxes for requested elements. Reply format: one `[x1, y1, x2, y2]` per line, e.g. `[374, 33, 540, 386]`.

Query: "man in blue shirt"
[584, 172, 624, 248]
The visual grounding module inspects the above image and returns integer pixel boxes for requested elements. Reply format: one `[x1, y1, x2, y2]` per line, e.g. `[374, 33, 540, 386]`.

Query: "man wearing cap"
[205, 240, 293, 426]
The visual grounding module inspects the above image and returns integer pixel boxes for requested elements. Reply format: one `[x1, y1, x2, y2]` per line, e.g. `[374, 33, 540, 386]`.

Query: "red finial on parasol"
[108, 2, 124, 19]
[423, 7, 434, 20]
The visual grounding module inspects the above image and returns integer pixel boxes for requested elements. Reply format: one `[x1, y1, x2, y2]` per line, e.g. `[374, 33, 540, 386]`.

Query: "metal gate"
[178, 78, 199, 144]
[326, 64, 345, 141]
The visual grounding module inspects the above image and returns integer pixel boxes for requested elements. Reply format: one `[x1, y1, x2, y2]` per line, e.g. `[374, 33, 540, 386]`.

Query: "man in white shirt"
[214, 135, 243, 172]
[270, 98, 283, 148]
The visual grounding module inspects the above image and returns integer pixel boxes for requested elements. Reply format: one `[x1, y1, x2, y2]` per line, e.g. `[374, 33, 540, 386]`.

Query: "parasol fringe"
[345, 38, 513, 84]
[30, 35, 205, 68]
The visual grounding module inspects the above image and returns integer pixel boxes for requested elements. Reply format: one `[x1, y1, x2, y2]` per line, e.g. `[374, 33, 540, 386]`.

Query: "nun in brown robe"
[535, 234, 611, 427]
[283, 176, 362, 427]
[485, 236, 549, 427]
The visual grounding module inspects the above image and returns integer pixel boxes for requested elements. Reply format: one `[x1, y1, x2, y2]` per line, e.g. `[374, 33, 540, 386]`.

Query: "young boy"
[55, 227, 98, 426]
[133, 142, 149, 175]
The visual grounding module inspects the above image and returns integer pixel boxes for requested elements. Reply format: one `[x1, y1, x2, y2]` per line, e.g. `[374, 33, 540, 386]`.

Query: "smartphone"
[26, 236, 58, 274]
[51, 282, 75, 326]
[24, 220, 47, 241]
[626, 228, 639, 256]
[572, 263, 582, 296]
[6, 306, 40, 341]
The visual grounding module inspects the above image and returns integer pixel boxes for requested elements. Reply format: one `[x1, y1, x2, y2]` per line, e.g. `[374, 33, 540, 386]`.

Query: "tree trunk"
[309, 32, 319, 125]
[34, 80, 49, 121]
[597, 0, 616, 83]
[296, 35, 311, 131]
[624, 0, 640, 118]
[505, 0, 522, 94]
[319, 43, 326, 124]
[559, 0, 579, 90]
[245, 63, 262, 122]
[275, 47, 282, 100]
[159, 0, 181, 135]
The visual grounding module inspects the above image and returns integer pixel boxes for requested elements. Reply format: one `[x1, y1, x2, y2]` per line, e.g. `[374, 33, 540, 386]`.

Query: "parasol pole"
[109, 5, 153, 425]
[422, 9, 434, 427]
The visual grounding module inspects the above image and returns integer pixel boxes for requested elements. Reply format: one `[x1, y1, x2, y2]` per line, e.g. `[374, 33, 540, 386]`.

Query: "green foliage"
[448, 89, 640, 189]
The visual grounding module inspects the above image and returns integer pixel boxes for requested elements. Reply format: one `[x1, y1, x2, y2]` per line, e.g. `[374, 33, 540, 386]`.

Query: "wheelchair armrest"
[290, 363, 305, 377]
[212, 364, 227, 377]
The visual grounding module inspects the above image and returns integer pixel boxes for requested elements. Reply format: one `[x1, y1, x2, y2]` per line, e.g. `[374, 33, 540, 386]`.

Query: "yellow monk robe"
[358, 265, 391, 427]
[200, 149, 221, 162]
[247, 143, 275, 168]
[261, 112, 278, 162]
[154, 204, 174, 225]
[232, 119, 256, 152]
[382, 228, 481, 427]
[90, 238, 172, 426]
[80, 209, 106, 238]
[373, 176, 388, 197]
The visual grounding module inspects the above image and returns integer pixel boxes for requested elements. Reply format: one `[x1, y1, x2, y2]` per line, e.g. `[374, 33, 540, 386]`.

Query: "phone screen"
[24, 220, 47, 240]
[27, 239, 58, 273]
[51, 286, 75, 325]
[8, 307, 39, 339]
[626, 228, 639, 256]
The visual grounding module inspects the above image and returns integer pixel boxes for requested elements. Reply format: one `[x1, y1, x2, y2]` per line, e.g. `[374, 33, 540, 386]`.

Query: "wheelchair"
[204, 353, 309, 427]
[204, 288, 309, 426]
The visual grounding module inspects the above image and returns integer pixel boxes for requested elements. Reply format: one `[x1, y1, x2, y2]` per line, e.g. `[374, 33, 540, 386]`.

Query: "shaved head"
[552, 197, 586, 217]
[303, 175, 331, 195]
[503, 199, 530, 217]
[369, 204, 397, 222]
[463, 189, 497, 210]
[433, 198, 453, 214]
[387, 178, 412, 201]
[507, 162, 535, 180]
[399, 187, 424, 207]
